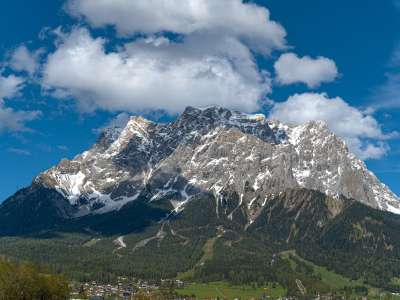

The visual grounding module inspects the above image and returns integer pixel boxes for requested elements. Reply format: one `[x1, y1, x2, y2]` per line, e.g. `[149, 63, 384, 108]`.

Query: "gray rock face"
[35, 106, 400, 219]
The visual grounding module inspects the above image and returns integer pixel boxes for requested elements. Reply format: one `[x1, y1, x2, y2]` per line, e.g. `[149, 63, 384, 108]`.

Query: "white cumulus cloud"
[274, 53, 338, 88]
[66, 0, 286, 54]
[44, 0, 289, 114]
[0, 101, 40, 133]
[42, 28, 271, 114]
[269, 93, 392, 160]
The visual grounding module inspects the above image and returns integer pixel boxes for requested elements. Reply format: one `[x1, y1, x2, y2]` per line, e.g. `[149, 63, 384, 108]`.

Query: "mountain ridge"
[22, 106, 400, 219]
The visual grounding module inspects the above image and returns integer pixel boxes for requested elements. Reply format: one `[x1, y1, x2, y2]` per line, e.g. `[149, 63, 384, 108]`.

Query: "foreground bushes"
[0, 258, 70, 300]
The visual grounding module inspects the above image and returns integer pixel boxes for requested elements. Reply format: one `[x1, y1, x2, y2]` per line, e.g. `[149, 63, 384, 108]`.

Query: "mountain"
[1, 106, 399, 228]
[35, 106, 400, 215]
[1, 106, 400, 294]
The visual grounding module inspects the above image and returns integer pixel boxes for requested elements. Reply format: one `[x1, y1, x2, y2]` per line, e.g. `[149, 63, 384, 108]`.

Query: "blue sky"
[0, 0, 399, 201]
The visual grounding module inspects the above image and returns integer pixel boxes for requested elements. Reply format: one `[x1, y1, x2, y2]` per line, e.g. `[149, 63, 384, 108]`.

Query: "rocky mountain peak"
[20, 106, 400, 219]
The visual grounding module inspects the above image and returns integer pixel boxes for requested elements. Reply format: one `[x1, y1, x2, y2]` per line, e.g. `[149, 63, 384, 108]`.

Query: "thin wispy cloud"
[57, 145, 69, 151]
[8, 45, 43, 76]
[0, 74, 41, 133]
[370, 44, 400, 110]
[7, 148, 31, 156]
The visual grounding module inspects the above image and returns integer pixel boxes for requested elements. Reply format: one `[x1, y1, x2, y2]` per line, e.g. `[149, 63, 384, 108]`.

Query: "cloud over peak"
[269, 93, 392, 160]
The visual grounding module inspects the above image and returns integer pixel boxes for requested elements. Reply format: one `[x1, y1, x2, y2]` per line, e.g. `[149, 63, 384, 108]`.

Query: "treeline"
[0, 227, 212, 284]
[0, 258, 70, 300]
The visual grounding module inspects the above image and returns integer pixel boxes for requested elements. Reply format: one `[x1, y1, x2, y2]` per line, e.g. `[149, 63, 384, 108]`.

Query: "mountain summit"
[1, 106, 398, 233]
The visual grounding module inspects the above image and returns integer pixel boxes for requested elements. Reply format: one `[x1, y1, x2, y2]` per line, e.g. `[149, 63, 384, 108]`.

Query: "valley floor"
[0, 231, 398, 300]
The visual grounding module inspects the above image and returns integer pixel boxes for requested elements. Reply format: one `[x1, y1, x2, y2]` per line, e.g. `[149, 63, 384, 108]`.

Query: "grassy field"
[278, 250, 400, 300]
[280, 250, 364, 290]
[178, 249, 368, 299]
[177, 281, 286, 299]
